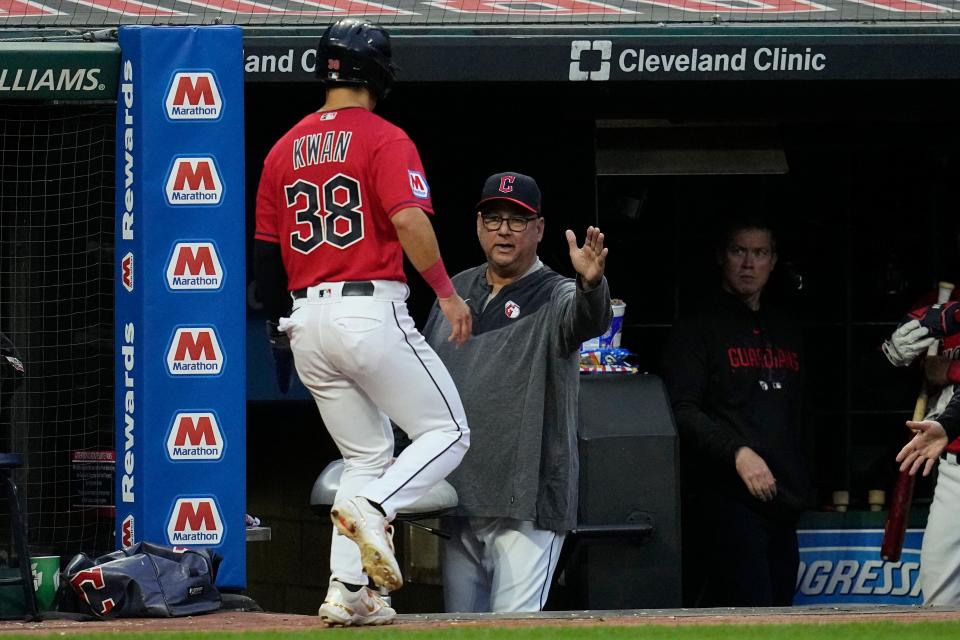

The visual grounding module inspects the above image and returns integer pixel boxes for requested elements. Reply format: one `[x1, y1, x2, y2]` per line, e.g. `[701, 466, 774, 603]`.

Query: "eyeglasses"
[480, 214, 539, 232]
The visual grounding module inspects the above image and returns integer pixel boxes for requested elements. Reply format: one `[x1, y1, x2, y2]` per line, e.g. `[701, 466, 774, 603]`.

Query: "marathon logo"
[167, 497, 223, 545]
[408, 170, 429, 199]
[121, 514, 135, 548]
[166, 243, 223, 290]
[166, 327, 224, 376]
[166, 412, 224, 461]
[165, 72, 222, 121]
[165, 157, 223, 206]
[794, 529, 923, 605]
[121, 252, 134, 292]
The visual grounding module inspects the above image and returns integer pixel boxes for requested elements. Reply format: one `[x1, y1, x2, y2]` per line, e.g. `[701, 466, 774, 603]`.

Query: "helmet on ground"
[315, 19, 396, 101]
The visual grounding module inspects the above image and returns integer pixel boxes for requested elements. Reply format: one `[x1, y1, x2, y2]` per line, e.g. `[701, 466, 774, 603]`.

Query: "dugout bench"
[549, 373, 682, 610]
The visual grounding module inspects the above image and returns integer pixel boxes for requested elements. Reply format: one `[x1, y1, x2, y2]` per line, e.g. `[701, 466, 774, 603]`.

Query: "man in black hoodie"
[663, 219, 812, 607]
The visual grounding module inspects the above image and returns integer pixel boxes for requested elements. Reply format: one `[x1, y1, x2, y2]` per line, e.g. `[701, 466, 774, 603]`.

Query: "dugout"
[242, 36, 960, 609]
[3, 14, 960, 613]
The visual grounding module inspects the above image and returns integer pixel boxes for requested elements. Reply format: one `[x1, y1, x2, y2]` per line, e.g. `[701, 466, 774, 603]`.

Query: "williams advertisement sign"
[0, 42, 118, 100]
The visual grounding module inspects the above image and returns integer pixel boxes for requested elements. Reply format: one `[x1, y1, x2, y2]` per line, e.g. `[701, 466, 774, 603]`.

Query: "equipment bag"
[58, 541, 221, 618]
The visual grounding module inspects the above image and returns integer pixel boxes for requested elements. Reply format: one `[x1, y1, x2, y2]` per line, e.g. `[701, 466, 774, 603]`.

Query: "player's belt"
[292, 281, 375, 299]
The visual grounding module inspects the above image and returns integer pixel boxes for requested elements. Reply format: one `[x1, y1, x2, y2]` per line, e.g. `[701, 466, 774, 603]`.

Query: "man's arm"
[923, 356, 960, 387]
[253, 239, 295, 393]
[253, 157, 290, 324]
[557, 226, 612, 354]
[557, 277, 611, 355]
[253, 240, 291, 323]
[662, 321, 747, 466]
[663, 324, 779, 501]
[932, 389, 960, 445]
[253, 161, 295, 393]
[661, 320, 777, 500]
[391, 207, 471, 346]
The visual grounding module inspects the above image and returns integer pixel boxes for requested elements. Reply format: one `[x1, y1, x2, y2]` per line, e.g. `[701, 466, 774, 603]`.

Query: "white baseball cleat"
[330, 497, 404, 592]
[318, 580, 396, 627]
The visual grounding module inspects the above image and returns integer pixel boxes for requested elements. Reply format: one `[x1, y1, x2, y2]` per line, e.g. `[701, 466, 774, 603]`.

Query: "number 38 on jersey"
[286, 174, 364, 253]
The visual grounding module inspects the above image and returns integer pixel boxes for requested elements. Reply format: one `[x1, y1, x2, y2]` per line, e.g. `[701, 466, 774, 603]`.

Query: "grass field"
[3, 622, 959, 640]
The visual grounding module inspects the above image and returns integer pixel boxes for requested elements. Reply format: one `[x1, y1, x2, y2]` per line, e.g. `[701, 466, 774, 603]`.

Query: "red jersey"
[255, 107, 433, 289]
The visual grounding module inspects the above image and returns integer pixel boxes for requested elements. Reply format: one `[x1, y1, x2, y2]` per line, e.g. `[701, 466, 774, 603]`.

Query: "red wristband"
[948, 361, 960, 385]
[420, 257, 455, 299]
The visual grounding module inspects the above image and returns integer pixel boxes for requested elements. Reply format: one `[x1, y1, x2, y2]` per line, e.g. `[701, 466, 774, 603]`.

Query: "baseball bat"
[880, 280, 954, 562]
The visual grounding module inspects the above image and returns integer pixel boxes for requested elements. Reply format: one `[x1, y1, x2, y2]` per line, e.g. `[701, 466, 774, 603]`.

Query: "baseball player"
[253, 19, 471, 626]
[883, 296, 960, 605]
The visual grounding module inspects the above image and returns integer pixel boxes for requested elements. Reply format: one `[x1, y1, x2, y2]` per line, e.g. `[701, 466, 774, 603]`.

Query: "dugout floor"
[3, 605, 960, 634]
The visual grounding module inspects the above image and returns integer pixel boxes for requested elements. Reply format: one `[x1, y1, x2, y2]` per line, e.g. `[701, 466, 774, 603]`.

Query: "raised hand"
[565, 226, 608, 289]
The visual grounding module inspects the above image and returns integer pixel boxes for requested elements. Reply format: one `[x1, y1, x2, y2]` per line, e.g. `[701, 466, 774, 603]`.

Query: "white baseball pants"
[920, 452, 960, 605]
[441, 516, 565, 613]
[281, 280, 469, 586]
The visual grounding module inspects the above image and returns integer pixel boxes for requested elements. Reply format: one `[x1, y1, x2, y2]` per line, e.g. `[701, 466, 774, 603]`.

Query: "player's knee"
[457, 425, 470, 452]
[440, 418, 469, 450]
[444, 426, 469, 465]
[425, 420, 469, 455]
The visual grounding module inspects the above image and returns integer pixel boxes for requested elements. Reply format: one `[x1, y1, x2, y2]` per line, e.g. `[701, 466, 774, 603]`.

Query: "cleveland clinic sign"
[241, 33, 960, 83]
[569, 40, 828, 81]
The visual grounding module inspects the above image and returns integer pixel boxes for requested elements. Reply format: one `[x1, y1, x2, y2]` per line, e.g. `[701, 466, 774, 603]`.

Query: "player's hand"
[735, 446, 777, 502]
[882, 319, 935, 367]
[924, 355, 952, 387]
[897, 420, 949, 477]
[266, 320, 294, 394]
[439, 294, 472, 347]
[566, 226, 608, 289]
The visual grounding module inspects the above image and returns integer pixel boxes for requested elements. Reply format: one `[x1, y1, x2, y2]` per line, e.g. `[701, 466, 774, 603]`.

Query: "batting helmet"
[315, 19, 396, 101]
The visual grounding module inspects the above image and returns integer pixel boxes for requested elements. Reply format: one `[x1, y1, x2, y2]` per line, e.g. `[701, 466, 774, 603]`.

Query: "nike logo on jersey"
[293, 131, 352, 170]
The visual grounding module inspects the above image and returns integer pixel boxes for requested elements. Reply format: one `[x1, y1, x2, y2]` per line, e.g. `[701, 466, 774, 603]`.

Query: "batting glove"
[883, 319, 935, 367]
[266, 320, 294, 393]
[909, 300, 960, 339]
